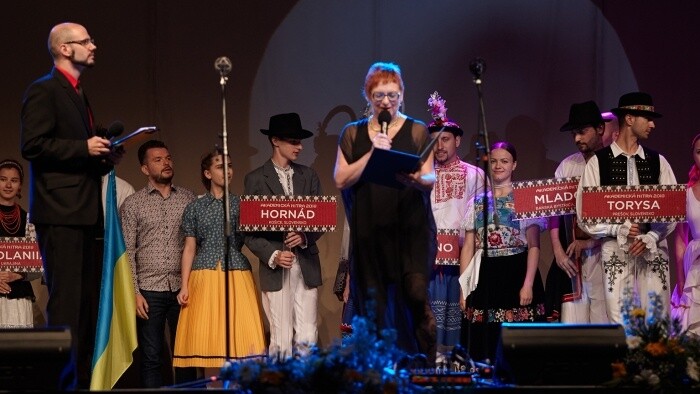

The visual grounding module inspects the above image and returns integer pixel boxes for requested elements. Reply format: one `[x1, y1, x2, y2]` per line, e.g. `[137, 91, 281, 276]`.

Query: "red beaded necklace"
[0, 204, 21, 235]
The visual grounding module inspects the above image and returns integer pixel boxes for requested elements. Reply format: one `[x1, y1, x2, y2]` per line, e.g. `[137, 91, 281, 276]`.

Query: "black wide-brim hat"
[260, 113, 314, 139]
[610, 92, 662, 118]
[560, 101, 605, 132]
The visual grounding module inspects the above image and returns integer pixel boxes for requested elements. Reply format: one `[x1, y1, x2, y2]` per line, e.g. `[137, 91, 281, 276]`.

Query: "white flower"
[647, 373, 660, 386]
[687, 357, 700, 382]
[626, 335, 642, 349]
[634, 369, 660, 386]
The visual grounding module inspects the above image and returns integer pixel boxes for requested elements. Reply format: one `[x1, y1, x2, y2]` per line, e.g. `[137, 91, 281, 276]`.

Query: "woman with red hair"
[334, 62, 437, 362]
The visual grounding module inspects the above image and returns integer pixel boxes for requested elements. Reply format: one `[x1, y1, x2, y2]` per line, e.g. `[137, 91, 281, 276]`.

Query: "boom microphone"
[378, 110, 391, 135]
[215, 56, 232, 76]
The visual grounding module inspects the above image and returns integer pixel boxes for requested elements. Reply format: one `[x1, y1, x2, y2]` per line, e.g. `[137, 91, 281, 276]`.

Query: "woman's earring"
[362, 102, 371, 119]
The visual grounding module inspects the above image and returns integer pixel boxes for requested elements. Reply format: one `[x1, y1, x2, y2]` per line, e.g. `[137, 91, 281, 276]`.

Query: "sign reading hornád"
[0, 237, 43, 272]
[239, 195, 337, 232]
[580, 184, 686, 224]
[512, 177, 579, 219]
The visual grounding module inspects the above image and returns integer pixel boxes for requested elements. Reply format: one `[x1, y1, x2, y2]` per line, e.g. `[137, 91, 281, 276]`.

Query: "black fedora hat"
[610, 92, 662, 118]
[260, 113, 313, 139]
[560, 101, 605, 132]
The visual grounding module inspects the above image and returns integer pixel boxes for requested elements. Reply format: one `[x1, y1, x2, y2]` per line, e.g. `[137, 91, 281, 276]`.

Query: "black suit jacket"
[21, 68, 111, 225]
[243, 159, 323, 292]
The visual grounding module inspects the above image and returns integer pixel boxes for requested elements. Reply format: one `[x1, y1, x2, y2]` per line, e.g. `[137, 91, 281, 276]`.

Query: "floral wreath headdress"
[427, 91, 463, 136]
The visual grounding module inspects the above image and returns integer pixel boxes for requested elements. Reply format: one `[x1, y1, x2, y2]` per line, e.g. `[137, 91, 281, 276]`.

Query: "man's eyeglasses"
[371, 91, 401, 102]
[64, 38, 95, 47]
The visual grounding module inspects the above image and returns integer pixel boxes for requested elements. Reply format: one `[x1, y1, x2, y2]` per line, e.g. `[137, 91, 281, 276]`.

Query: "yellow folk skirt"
[173, 267, 266, 368]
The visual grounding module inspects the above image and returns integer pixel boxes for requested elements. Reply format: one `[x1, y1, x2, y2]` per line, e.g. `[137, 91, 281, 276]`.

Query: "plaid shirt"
[120, 183, 195, 295]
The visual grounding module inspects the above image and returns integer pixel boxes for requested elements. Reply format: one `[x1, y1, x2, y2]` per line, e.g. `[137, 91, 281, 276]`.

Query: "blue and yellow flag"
[90, 170, 137, 390]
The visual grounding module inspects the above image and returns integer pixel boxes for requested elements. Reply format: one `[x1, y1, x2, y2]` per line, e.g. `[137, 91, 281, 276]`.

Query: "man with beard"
[120, 140, 196, 387]
[20, 22, 123, 389]
[546, 101, 610, 323]
[426, 93, 486, 367]
[577, 92, 676, 323]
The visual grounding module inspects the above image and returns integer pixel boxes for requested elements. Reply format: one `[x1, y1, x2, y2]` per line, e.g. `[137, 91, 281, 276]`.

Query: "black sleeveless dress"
[339, 117, 437, 352]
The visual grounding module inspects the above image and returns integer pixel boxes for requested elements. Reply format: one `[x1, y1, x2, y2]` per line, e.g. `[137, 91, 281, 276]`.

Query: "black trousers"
[36, 224, 99, 390]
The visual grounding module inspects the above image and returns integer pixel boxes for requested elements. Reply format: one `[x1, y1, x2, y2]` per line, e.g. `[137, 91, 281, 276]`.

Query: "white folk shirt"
[556, 152, 586, 178]
[556, 152, 609, 323]
[576, 141, 677, 241]
[576, 141, 677, 323]
[431, 159, 486, 258]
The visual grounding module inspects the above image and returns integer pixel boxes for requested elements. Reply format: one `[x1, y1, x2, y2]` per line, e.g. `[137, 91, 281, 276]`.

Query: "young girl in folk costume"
[0, 159, 40, 328]
[459, 142, 546, 364]
[673, 133, 700, 335]
[173, 151, 266, 377]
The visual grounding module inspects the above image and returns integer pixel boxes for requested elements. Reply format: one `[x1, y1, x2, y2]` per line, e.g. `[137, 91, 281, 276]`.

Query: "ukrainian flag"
[90, 170, 137, 390]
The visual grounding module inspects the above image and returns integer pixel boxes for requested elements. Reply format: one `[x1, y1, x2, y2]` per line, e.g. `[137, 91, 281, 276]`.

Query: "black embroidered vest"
[595, 146, 660, 186]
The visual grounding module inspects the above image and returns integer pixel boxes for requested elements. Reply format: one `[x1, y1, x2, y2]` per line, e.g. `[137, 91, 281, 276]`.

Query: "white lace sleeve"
[461, 197, 476, 232]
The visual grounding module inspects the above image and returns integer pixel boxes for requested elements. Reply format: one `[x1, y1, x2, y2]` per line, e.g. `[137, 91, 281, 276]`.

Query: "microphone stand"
[218, 67, 233, 388]
[471, 69, 497, 253]
[469, 64, 497, 365]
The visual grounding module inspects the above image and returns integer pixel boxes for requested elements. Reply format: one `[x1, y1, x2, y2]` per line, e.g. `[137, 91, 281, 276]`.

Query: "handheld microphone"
[469, 57, 486, 81]
[378, 110, 391, 135]
[96, 121, 124, 139]
[106, 121, 124, 138]
[214, 56, 232, 76]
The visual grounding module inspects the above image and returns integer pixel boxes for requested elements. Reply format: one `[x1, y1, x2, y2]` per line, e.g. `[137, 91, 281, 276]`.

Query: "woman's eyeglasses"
[371, 91, 401, 102]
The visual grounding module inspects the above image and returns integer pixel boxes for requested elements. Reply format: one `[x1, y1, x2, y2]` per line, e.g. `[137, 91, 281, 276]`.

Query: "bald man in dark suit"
[20, 22, 122, 389]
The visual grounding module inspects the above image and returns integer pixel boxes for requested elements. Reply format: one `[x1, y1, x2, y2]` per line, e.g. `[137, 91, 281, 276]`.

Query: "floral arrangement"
[221, 312, 422, 393]
[427, 91, 448, 125]
[613, 290, 700, 390]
